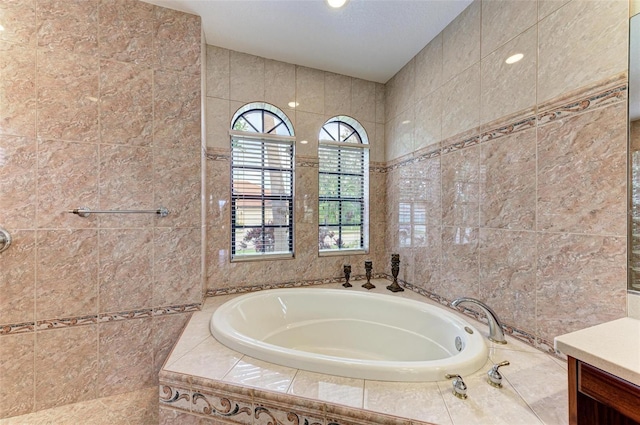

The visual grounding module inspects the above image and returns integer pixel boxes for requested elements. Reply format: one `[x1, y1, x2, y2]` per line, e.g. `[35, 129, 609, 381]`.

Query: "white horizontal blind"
[231, 137, 294, 258]
[318, 144, 366, 251]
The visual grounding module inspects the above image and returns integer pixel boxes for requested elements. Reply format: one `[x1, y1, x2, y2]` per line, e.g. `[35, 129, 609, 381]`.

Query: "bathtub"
[210, 288, 488, 382]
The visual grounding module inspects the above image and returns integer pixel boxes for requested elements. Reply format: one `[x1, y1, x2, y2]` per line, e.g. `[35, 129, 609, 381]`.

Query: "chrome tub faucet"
[451, 297, 507, 344]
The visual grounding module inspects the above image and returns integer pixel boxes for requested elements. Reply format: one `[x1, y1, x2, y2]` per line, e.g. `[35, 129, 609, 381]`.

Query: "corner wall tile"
[206, 45, 230, 99]
[385, 59, 414, 121]
[153, 6, 201, 75]
[152, 312, 192, 374]
[0, 333, 34, 417]
[35, 325, 98, 410]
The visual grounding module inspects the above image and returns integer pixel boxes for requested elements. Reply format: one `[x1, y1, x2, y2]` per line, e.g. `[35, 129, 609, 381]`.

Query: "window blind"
[318, 144, 365, 251]
[231, 137, 294, 258]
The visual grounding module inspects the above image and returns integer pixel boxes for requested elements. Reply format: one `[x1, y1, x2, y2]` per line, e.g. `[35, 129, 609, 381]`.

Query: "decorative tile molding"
[537, 84, 626, 126]
[0, 303, 200, 335]
[205, 274, 388, 297]
[192, 391, 252, 423]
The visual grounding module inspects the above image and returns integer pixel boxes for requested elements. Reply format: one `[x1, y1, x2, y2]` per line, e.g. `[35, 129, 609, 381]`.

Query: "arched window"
[230, 103, 295, 260]
[318, 116, 369, 253]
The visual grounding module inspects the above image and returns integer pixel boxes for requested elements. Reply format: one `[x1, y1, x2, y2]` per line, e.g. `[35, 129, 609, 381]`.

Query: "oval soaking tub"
[210, 288, 488, 382]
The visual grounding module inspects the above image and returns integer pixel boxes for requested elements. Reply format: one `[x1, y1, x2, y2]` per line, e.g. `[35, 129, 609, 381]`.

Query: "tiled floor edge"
[0, 303, 201, 336]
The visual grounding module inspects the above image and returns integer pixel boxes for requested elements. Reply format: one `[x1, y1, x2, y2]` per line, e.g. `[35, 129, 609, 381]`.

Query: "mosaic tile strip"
[36, 315, 98, 331]
[297, 160, 319, 168]
[0, 303, 200, 335]
[160, 384, 192, 411]
[206, 273, 388, 297]
[479, 116, 537, 143]
[192, 391, 252, 424]
[98, 309, 154, 323]
[441, 135, 481, 155]
[153, 303, 201, 316]
[0, 322, 35, 335]
[537, 85, 627, 126]
[206, 152, 230, 161]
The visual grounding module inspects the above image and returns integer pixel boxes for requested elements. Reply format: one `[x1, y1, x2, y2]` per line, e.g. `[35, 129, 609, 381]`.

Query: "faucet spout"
[451, 297, 507, 344]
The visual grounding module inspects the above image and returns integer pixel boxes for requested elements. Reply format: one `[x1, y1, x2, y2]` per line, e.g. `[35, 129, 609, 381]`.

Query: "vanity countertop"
[555, 317, 640, 386]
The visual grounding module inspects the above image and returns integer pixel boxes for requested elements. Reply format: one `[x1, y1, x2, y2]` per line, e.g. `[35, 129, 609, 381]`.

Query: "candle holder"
[362, 260, 375, 290]
[342, 264, 352, 287]
[386, 253, 404, 292]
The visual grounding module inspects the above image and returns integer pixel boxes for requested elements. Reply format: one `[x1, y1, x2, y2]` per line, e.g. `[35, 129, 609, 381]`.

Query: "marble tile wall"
[384, 0, 629, 350]
[0, 0, 202, 419]
[205, 46, 388, 293]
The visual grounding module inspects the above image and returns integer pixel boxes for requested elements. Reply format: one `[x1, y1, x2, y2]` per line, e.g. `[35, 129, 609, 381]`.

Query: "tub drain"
[455, 336, 463, 352]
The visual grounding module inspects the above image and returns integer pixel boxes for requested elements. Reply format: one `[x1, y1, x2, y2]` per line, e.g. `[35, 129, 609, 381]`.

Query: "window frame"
[230, 103, 295, 262]
[318, 116, 369, 256]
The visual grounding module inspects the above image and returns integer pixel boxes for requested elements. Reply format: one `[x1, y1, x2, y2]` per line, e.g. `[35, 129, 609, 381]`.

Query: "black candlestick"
[343, 264, 352, 287]
[362, 260, 375, 290]
[387, 253, 404, 292]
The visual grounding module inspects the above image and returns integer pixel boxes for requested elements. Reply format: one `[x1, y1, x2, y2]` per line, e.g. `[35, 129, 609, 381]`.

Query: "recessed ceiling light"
[401, 120, 411, 125]
[326, 0, 349, 8]
[300, 140, 308, 144]
[505, 53, 524, 64]
[288, 101, 299, 108]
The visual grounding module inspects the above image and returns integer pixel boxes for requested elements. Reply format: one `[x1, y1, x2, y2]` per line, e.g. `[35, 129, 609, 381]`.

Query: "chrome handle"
[0, 227, 12, 254]
[487, 360, 510, 388]
[445, 373, 468, 399]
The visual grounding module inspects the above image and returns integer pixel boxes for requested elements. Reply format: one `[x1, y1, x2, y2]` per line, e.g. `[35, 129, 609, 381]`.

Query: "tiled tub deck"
[159, 280, 568, 425]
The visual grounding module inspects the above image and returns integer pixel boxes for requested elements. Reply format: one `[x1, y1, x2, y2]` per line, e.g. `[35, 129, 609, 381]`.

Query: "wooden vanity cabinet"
[568, 356, 640, 425]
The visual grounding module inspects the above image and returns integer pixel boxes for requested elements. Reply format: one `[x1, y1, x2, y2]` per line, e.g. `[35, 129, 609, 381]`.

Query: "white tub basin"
[210, 288, 488, 381]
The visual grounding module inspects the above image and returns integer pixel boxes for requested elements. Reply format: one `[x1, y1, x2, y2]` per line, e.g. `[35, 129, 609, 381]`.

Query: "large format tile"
[152, 312, 192, 374]
[229, 51, 265, 103]
[0, 41, 36, 138]
[206, 45, 230, 100]
[153, 5, 200, 75]
[36, 0, 98, 55]
[98, 0, 154, 65]
[414, 89, 442, 152]
[295, 66, 324, 114]
[415, 33, 443, 101]
[385, 108, 414, 161]
[439, 226, 479, 302]
[385, 59, 414, 121]
[538, 0, 628, 103]
[289, 371, 364, 408]
[0, 333, 34, 418]
[537, 102, 626, 235]
[481, 0, 536, 57]
[442, 0, 480, 82]
[165, 336, 242, 381]
[351, 78, 376, 124]
[0, 135, 36, 229]
[206, 97, 231, 150]
[223, 357, 297, 392]
[441, 146, 479, 227]
[441, 63, 480, 140]
[0, 0, 36, 45]
[265, 59, 296, 114]
[325, 72, 352, 117]
[0, 230, 35, 325]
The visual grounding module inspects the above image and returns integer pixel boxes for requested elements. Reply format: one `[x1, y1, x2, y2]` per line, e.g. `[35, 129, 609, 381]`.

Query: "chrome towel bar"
[68, 207, 169, 218]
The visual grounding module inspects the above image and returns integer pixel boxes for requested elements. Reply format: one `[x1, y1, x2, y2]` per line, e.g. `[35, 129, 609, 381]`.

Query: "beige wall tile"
[98, 0, 154, 65]
[295, 167, 318, 225]
[99, 59, 153, 146]
[206, 45, 230, 99]
[481, 27, 537, 125]
[325, 72, 352, 117]
[0, 333, 34, 417]
[537, 102, 627, 235]
[99, 229, 153, 313]
[294, 111, 323, 157]
[629, 292, 640, 319]
[153, 6, 200, 75]
[0, 230, 35, 325]
[265, 59, 296, 113]
[375, 83, 385, 124]
[442, 0, 481, 82]
[480, 128, 536, 230]
[351, 78, 376, 124]
[633, 0, 640, 16]
[0, 0, 36, 45]
[481, 0, 537, 57]
[415, 33, 443, 102]
[538, 0, 570, 20]
[441, 63, 480, 140]
[372, 123, 385, 163]
[440, 226, 479, 301]
[384, 59, 414, 121]
[414, 88, 442, 152]
[538, 0, 628, 103]
[154, 148, 201, 228]
[152, 312, 191, 374]
[0, 41, 36, 138]
[536, 233, 626, 344]
[385, 108, 414, 161]
[229, 51, 265, 103]
[296, 66, 324, 114]
[206, 97, 230, 149]
[35, 326, 98, 410]
[98, 318, 154, 396]
[0, 135, 36, 229]
[441, 146, 479, 227]
[37, 0, 98, 55]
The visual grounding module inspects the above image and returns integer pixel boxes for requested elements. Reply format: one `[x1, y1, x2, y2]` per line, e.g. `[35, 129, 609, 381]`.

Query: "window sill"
[318, 249, 368, 257]
[231, 253, 294, 262]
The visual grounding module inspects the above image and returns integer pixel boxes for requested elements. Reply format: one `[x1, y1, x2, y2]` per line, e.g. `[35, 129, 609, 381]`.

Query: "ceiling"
[142, 0, 473, 83]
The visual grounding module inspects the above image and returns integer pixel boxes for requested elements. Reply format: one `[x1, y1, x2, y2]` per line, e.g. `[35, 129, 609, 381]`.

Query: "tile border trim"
[0, 303, 201, 336]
